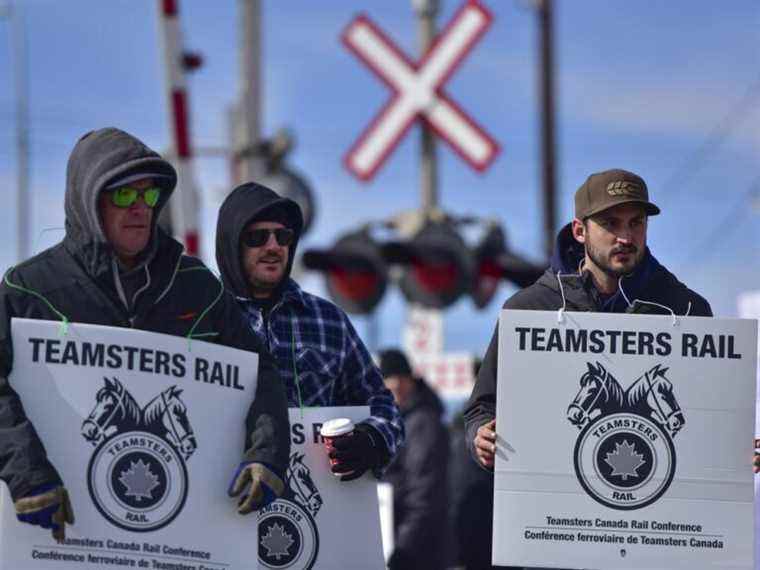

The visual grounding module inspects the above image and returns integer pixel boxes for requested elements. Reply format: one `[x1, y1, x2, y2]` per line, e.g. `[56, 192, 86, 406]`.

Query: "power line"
[683, 177, 760, 266]
[661, 75, 760, 202]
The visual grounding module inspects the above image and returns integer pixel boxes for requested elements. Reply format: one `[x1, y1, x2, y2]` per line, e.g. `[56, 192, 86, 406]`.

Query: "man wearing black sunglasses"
[0, 128, 290, 541]
[216, 183, 404, 482]
[240, 225, 296, 299]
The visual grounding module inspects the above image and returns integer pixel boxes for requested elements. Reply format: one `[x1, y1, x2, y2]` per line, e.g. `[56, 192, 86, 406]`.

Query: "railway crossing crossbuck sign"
[342, 2, 500, 181]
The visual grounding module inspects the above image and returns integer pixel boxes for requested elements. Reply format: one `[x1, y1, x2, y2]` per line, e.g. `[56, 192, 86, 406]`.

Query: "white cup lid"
[320, 418, 355, 437]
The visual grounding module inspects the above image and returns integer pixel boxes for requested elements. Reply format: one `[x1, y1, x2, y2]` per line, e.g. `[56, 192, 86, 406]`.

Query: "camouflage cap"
[574, 169, 660, 220]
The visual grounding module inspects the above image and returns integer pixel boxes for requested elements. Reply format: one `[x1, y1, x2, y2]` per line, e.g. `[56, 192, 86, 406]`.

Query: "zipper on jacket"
[153, 254, 183, 307]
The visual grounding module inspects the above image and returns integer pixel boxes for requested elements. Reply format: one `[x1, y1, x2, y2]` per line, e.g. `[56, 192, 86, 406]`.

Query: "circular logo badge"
[258, 498, 319, 570]
[87, 431, 188, 532]
[574, 413, 675, 510]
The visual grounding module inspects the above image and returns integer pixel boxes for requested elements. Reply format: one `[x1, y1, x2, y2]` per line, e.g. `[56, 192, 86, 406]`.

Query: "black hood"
[550, 223, 584, 274]
[545, 222, 663, 312]
[63, 127, 177, 276]
[215, 182, 304, 298]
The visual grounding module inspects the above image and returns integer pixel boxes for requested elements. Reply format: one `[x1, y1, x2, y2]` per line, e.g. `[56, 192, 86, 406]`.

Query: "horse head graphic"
[81, 379, 198, 458]
[566, 362, 625, 428]
[625, 364, 684, 436]
[81, 377, 142, 445]
[143, 386, 198, 459]
[567, 362, 685, 437]
[286, 452, 322, 517]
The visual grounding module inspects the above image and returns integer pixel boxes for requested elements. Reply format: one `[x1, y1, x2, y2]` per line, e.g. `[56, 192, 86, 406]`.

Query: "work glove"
[14, 482, 74, 542]
[328, 423, 387, 482]
[227, 462, 285, 514]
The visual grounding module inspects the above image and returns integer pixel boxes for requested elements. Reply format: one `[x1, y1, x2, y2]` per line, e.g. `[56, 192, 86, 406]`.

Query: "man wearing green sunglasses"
[0, 127, 290, 542]
[109, 184, 162, 208]
[98, 178, 163, 269]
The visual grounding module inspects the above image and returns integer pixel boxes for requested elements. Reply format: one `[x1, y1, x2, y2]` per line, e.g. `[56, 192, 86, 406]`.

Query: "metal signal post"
[231, 0, 265, 185]
[414, 0, 440, 215]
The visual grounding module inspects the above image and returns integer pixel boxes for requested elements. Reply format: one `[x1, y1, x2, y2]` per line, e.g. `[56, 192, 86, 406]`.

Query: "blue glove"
[227, 462, 285, 514]
[15, 483, 74, 542]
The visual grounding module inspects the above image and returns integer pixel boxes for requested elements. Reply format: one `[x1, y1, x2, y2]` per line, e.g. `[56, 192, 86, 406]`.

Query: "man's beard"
[247, 255, 286, 295]
[586, 242, 644, 278]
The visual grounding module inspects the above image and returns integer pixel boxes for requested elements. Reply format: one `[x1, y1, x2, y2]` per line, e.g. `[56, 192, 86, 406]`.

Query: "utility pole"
[406, 0, 443, 360]
[412, 0, 440, 217]
[537, 0, 557, 260]
[231, 0, 265, 186]
[2, 0, 30, 261]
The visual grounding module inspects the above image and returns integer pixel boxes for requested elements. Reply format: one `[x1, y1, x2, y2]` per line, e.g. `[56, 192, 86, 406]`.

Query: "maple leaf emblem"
[119, 459, 160, 501]
[261, 522, 295, 560]
[604, 440, 645, 481]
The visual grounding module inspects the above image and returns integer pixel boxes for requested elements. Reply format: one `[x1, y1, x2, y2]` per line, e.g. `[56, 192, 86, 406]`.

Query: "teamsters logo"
[258, 452, 322, 570]
[566, 362, 684, 510]
[81, 377, 197, 532]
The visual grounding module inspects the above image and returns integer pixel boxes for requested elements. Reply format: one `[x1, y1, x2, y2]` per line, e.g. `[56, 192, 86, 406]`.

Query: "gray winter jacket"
[0, 128, 290, 500]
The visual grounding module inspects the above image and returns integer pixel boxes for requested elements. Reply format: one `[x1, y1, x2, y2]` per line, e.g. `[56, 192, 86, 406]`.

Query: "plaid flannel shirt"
[240, 279, 404, 460]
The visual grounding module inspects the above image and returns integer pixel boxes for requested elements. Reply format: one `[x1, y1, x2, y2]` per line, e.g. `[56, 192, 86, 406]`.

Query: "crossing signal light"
[396, 221, 474, 309]
[301, 220, 545, 314]
[302, 231, 388, 315]
[471, 224, 546, 308]
[496, 250, 546, 289]
[471, 224, 507, 309]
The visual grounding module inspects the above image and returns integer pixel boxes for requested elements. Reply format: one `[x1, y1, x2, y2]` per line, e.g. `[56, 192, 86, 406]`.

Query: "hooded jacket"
[216, 183, 304, 301]
[383, 379, 449, 570]
[216, 183, 404, 463]
[464, 222, 712, 466]
[0, 128, 289, 500]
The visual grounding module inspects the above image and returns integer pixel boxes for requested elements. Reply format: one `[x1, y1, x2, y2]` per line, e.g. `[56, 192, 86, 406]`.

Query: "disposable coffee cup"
[320, 418, 355, 477]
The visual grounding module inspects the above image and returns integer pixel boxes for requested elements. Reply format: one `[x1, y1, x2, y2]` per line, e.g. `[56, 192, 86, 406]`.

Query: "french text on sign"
[342, 1, 500, 181]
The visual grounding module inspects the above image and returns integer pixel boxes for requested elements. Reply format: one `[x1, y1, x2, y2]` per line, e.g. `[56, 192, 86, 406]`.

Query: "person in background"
[448, 358, 503, 570]
[379, 348, 449, 570]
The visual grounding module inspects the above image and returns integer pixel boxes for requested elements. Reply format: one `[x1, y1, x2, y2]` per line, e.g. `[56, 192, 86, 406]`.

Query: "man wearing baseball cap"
[465, 168, 711, 473]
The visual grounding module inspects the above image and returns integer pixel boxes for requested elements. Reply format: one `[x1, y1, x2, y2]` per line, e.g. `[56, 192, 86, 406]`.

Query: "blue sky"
[0, 0, 758, 356]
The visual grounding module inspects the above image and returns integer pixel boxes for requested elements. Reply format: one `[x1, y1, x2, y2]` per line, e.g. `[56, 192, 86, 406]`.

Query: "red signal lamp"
[397, 221, 473, 309]
[302, 231, 388, 314]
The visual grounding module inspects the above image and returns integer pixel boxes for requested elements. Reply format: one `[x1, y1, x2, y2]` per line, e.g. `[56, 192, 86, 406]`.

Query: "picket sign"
[737, 291, 760, 570]
[266, 407, 384, 569]
[0, 320, 386, 570]
[377, 481, 394, 562]
[0, 318, 259, 569]
[493, 310, 757, 570]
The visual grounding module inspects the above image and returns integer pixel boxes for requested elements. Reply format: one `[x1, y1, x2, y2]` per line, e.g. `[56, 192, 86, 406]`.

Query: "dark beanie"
[379, 348, 412, 378]
[250, 204, 297, 229]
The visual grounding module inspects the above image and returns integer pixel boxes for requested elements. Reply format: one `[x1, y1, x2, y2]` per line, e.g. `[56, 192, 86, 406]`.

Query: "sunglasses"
[108, 186, 162, 208]
[243, 228, 295, 248]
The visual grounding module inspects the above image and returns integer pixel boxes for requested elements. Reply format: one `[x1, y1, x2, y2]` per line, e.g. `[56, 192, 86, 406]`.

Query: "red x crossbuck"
[342, 1, 500, 182]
